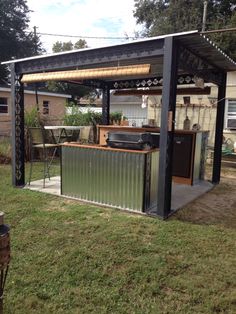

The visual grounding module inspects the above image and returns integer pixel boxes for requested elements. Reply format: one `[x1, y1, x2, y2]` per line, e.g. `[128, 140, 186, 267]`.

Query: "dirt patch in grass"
[173, 165, 236, 229]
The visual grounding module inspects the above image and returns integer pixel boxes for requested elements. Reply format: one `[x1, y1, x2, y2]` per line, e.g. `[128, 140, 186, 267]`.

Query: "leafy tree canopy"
[134, 0, 236, 59]
[0, 0, 43, 83]
[52, 39, 88, 53]
[47, 40, 93, 100]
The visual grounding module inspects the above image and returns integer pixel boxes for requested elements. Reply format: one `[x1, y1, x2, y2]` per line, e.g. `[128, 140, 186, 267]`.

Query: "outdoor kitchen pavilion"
[3, 30, 236, 219]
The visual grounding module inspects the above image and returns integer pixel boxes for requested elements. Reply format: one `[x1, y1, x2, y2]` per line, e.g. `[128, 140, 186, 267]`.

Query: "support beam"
[157, 37, 179, 219]
[212, 72, 227, 184]
[102, 85, 110, 125]
[11, 64, 25, 187]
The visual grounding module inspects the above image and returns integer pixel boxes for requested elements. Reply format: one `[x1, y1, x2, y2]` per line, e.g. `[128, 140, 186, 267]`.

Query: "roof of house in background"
[0, 85, 71, 98]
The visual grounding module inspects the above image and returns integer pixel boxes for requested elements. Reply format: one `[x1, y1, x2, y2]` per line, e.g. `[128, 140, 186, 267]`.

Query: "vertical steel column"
[102, 85, 110, 125]
[212, 72, 227, 184]
[157, 37, 179, 218]
[11, 64, 25, 187]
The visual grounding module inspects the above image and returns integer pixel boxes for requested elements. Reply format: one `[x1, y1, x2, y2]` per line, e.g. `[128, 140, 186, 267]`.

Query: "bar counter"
[61, 143, 159, 213]
[98, 126, 209, 185]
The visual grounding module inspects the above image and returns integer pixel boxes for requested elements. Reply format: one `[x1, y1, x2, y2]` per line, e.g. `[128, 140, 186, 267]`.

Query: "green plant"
[64, 104, 87, 126]
[0, 137, 11, 163]
[110, 111, 122, 124]
[64, 105, 102, 126]
[89, 111, 103, 125]
[24, 107, 41, 127]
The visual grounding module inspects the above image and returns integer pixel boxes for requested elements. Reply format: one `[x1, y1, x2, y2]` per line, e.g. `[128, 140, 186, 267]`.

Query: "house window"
[43, 101, 49, 115]
[225, 99, 236, 130]
[0, 97, 8, 114]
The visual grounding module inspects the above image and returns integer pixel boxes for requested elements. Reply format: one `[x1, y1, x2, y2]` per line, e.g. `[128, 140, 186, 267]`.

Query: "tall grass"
[0, 137, 11, 161]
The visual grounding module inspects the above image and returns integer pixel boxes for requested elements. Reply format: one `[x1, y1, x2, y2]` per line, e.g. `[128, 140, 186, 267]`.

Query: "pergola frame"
[5, 30, 236, 218]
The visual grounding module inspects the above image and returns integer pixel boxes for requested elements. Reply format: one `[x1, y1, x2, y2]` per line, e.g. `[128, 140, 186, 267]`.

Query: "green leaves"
[0, 0, 44, 83]
[133, 0, 236, 59]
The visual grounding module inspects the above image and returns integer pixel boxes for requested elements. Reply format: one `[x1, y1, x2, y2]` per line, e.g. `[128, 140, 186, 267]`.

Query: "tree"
[47, 40, 92, 100]
[74, 39, 88, 50]
[52, 40, 88, 53]
[133, 0, 236, 59]
[0, 0, 43, 83]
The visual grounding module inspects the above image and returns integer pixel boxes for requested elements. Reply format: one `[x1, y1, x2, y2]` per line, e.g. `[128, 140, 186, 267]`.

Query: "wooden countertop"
[97, 125, 208, 134]
[62, 143, 159, 154]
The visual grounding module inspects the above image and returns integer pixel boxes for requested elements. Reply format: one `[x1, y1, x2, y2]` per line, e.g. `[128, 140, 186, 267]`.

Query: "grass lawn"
[1, 163, 236, 313]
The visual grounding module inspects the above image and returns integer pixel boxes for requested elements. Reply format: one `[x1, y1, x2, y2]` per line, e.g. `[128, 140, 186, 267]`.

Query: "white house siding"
[111, 103, 147, 127]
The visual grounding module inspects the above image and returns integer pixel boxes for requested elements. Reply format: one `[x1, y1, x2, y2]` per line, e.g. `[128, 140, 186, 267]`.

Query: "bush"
[25, 107, 41, 127]
[64, 105, 103, 126]
[0, 138, 11, 164]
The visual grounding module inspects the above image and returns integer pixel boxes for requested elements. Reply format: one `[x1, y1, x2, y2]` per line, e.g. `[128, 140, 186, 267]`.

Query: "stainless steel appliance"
[106, 132, 160, 150]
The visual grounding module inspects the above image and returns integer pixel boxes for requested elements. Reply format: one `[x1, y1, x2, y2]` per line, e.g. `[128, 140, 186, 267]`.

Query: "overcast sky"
[27, 0, 141, 53]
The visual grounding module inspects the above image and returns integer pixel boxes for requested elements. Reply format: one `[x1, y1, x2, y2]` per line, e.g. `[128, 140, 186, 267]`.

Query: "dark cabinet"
[172, 132, 207, 185]
[172, 134, 193, 178]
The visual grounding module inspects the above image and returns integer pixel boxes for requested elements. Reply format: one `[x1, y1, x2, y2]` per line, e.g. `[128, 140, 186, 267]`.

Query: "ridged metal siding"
[61, 146, 149, 212]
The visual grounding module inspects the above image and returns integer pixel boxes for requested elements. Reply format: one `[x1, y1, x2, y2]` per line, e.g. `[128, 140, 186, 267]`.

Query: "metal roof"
[1, 30, 198, 65]
[2, 30, 236, 72]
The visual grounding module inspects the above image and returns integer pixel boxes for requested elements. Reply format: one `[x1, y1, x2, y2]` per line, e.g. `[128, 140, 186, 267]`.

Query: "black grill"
[106, 132, 160, 150]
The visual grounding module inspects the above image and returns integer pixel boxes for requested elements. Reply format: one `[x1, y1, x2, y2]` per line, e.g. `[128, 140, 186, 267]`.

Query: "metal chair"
[79, 126, 92, 143]
[28, 127, 60, 187]
[58, 128, 81, 143]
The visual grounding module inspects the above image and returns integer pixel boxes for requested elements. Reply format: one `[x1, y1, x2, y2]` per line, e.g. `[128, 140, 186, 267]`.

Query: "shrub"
[64, 105, 103, 126]
[0, 137, 11, 164]
[25, 107, 41, 127]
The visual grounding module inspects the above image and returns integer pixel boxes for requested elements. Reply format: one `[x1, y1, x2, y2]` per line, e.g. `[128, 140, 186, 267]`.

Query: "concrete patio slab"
[25, 177, 213, 212]
[171, 181, 213, 211]
[25, 176, 61, 196]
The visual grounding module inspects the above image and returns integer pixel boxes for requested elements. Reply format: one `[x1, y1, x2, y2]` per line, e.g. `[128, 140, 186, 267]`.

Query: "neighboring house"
[110, 92, 147, 127]
[148, 71, 236, 145]
[68, 92, 148, 127]
[0, 86, 71, 137]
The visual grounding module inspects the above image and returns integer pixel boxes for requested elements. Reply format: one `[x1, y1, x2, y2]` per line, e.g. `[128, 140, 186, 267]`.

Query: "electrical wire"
[25, 30, 137, 40]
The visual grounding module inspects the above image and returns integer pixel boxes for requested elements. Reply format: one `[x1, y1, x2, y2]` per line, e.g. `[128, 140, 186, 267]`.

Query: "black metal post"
[11, 64, 25, 187]
[102, 85, 110, 125]
[212, 72, 227, 184]
[157, 37, 179, 218]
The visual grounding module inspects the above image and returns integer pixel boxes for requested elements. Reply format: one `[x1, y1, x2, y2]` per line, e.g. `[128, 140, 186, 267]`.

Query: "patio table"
[44, 126, 83, 143]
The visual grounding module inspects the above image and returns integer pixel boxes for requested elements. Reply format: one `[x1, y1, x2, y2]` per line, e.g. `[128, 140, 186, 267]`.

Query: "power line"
[201, 27, 236, 34]
[26, 30, 136, 40]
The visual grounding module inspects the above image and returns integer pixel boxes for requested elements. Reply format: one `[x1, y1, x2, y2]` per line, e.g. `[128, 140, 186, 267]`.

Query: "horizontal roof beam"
[113, 86, 211, 95]
[15, 40, 164, 74]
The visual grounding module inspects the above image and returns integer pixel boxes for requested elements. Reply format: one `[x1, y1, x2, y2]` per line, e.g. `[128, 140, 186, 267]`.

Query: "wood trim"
[113, 86, 211, 96]
[61, 142, 159, 154]
[172, 176, 192, 185]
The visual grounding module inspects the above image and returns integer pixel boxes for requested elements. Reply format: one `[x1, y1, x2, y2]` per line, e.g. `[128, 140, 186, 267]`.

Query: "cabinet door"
[172, 134, 193, 178]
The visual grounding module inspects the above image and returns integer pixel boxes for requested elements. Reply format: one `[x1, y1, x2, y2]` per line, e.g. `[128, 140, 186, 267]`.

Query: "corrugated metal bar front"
[61, 146, 146, 212]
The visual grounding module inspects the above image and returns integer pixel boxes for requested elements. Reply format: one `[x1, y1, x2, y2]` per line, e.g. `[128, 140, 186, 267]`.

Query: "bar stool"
[28, 127, 60, 187]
